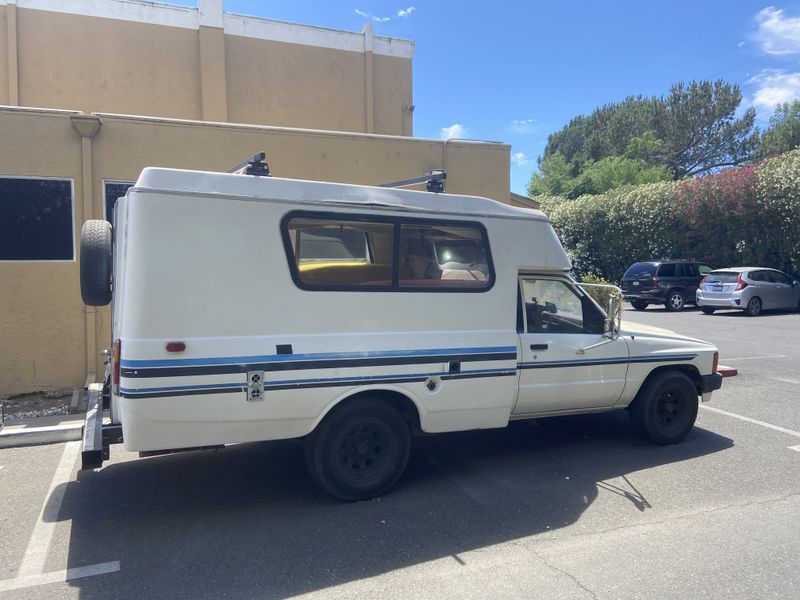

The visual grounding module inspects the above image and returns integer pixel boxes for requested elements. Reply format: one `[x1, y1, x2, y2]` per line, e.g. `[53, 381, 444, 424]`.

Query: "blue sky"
[182, 1, 800, 194]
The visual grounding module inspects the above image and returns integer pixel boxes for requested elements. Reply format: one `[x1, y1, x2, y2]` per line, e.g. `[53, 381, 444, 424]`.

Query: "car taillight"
[113, 339, 121, 395]
[700, 275, 709, 284]
[652, 277, 658, 287]
[712, 352, 719, 373]
[735, 274, 748, 291]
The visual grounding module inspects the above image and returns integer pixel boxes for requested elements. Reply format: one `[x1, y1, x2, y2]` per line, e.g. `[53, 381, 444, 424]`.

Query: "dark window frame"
[280, 210, 495, 293]
[517, 275, 605, 335]
[103, 180, 135, 224]
[0, 175, 75, 262]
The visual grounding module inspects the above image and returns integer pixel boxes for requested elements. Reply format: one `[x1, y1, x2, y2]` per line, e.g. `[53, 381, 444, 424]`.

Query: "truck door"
[514, 276, 629, 416]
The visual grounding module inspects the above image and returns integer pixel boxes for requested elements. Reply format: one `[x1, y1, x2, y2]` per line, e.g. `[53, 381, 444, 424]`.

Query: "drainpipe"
[71, 114, 103, 386]
[6, 0, 19, 105]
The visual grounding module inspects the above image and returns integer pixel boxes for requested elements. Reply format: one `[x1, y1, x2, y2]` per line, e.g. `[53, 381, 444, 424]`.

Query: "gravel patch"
[1, 389, 82, 423]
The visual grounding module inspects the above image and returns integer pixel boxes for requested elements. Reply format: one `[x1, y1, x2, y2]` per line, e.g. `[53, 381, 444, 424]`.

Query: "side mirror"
[604, 294, 621, 340]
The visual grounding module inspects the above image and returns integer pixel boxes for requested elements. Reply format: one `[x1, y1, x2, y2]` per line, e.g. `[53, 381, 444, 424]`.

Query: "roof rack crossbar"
[228, 152, 271, 177]
[380, 169, 447, 193]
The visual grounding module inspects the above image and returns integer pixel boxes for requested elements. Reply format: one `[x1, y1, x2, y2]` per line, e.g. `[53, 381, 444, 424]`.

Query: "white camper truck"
[79, 160, 726, 500]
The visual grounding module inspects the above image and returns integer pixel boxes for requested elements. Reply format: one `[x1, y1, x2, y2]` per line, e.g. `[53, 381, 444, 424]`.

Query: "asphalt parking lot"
[1, 305, 798, 600]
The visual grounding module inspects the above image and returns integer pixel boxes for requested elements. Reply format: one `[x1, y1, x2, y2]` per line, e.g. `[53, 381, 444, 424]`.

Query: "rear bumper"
[696, 292, 742, 308]
[623, 290, 666, 303]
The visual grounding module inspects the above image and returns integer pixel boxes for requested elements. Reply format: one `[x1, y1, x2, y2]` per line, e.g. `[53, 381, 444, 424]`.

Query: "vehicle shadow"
[53, 411, 732, 599]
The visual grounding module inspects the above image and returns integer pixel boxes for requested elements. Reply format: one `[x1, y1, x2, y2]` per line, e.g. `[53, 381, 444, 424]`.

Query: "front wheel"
[701, 307, 716, 315]
[665, 290, 685, 312]
[629, 371, 698, 445]
[631, 299, 648, 311]
[305, 399, 410, 501]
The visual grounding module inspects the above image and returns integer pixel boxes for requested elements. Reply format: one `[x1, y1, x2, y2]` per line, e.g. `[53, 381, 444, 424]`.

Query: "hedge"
[540, 148, 800, 281]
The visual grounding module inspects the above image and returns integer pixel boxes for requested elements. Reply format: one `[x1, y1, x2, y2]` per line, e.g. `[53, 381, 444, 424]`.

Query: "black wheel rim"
[337, 422, 388, 476]
[655, 389, 686, 433]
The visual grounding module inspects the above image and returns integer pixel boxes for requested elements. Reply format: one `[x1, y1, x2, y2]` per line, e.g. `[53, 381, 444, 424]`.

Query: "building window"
[103, 181, 134, 223]
[282, 212, 494, 292]
[0, 177, 74, 261]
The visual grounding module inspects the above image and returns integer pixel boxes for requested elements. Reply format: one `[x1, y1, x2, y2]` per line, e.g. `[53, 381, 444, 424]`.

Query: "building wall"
[0, 0, 414, 134]
[0, 107, 510, 396]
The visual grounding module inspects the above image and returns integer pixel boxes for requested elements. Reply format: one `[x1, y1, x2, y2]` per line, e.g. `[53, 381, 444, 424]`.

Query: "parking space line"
[700, 405, 800, 438]
[17, 441, 81, 577]
[721, 354, 787, 361]
[0, 561, 120, 593]
[789, 445, 800, 453]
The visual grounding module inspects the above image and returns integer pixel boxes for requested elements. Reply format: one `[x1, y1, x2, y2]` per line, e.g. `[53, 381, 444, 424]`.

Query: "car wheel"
[665, 290, 685, 312]
[629, 371, 698, 445]
[744, 297, 762, 317]
[701, 307, 716, 315]
[305, 398, 410, 501]
[631, 300, 648, 311]
[80, 220, 113, 306]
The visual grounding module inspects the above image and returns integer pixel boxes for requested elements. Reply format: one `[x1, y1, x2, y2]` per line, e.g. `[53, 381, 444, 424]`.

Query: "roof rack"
[380, 169, 447, 193]
[228, 152, 271, 177]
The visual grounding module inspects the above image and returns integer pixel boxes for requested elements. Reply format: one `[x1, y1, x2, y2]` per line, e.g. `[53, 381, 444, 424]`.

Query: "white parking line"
[721, 354, 787, 361]
[0, 441, 121, 592]
[789, 445, 800, 452]
[17, 441, 81, 577]
[0, 562, 120, 593]
[700, 405, 800, 438]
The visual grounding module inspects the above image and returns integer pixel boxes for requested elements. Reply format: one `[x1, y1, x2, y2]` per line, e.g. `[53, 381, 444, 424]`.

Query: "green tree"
[538, 80, 759, 187]
[759, 100, 800, 158]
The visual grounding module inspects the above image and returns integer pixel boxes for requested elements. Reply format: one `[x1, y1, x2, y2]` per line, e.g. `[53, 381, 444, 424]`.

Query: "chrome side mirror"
[604, 294, 621, 340]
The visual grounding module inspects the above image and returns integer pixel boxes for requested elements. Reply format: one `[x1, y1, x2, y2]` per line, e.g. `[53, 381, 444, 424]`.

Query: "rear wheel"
[80, 220, 112, 306]
[631, 299, 648, 311]
[665, 290, 685, 312]
[744, 297, 762, 317]
[701, 307, 716, 315]
[305, 399, 410, 501]
[630, 371, 698, 445]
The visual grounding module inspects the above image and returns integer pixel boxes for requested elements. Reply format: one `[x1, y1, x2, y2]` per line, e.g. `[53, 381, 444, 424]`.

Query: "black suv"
[622, 260, 714, 311]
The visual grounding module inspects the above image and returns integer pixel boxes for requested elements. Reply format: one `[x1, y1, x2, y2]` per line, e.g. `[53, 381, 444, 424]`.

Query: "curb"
[0, 422, 83, 449]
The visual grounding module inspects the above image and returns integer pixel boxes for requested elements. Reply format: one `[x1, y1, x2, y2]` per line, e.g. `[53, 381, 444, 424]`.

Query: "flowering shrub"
[543, 149, 800, 280]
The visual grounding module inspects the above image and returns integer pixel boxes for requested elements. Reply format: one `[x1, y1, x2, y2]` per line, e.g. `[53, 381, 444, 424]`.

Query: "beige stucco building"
[0, 0, 517, 396]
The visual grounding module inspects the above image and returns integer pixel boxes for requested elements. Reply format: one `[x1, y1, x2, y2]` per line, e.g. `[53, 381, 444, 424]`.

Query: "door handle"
[530, 344, 548, 351]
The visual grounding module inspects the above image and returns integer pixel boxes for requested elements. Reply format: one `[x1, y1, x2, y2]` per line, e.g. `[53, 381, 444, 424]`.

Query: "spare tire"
[80, 220, 112, 306]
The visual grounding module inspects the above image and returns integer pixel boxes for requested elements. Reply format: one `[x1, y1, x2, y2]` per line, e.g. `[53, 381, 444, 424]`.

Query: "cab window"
[520, 278, 605, 334]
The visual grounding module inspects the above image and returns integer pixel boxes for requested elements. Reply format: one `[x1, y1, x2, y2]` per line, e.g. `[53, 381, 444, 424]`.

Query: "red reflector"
[166, 341, 186, 353]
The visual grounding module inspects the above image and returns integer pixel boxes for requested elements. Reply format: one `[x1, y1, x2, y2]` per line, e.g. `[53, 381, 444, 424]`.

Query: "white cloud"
[355, 6, 416, 23]
[509, 118, 538, 135]
[749, 69, 800, 114]
[440, 123, 467, 139]
[511, 152, 531, 166]
[754, 7, 800, 55]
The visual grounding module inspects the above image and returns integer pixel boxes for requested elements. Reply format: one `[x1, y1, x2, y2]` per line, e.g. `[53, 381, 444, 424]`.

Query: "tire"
[629, 371, 698, 445]
[665, 289, 685, 312]
[744, 297, 762, 317]
[701, 307, 716, 315]
[631, 299, 648, 311]
[305, 399, 411, 501]
[80, 220, 112, 306]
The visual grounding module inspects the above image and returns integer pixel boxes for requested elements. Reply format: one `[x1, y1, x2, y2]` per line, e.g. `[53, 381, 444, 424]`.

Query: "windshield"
[624, 262, 657, 278]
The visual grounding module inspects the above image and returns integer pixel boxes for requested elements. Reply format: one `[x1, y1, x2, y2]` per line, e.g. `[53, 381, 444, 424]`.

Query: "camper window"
[282, 212, 494, 292]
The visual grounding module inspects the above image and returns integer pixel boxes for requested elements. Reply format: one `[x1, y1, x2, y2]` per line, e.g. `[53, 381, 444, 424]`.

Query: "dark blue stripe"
[517, 353, 696, 369]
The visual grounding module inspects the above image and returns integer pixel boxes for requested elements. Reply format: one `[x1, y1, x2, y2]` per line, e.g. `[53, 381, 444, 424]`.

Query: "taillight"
[113, 339, 121, 395]
[700, 275, 709, 284]
[735, 274, 747, 291]
[712, 352, 719, 373]
[652, 277, 658, 287]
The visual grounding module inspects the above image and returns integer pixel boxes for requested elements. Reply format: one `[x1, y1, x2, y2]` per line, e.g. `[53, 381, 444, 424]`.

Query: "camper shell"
[80, 166, 727, 500]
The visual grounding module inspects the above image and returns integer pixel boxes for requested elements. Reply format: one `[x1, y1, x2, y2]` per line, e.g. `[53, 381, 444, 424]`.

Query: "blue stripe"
[119, 346, 518, 369]
[120, 367, 517, 395]
[517, 353, 696, 369]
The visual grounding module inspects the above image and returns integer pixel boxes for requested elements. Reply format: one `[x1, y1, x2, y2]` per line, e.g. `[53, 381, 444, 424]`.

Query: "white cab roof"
[133, 167, 548, 222]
